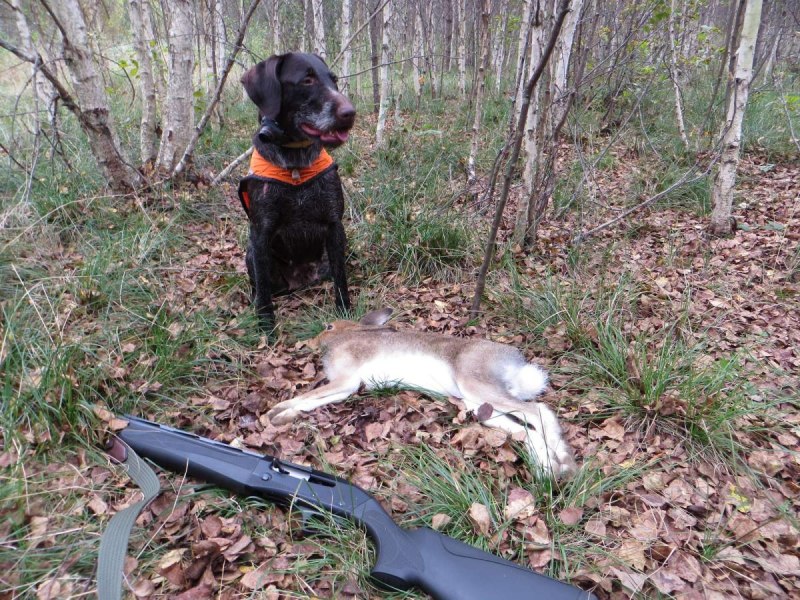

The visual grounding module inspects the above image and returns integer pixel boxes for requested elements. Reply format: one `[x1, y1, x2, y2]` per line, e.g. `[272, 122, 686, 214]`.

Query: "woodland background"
[0, 0, 799, 598]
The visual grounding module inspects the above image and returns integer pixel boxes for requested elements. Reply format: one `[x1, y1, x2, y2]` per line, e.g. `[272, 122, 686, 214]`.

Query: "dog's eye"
[303, 75, 316, 85]
[330, 74, 339, 84]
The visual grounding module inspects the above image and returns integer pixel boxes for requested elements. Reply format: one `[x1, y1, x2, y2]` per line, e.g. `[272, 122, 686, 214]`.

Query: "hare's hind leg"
[458, 379, 576, 477]
[266, 376, 361, 425]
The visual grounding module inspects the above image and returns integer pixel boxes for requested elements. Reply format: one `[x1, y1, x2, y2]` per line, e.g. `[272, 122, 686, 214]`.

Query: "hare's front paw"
[266, 402, 301, 426]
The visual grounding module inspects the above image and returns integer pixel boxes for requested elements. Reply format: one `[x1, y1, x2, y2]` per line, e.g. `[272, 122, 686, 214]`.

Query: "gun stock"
[116, 415, 596, 600]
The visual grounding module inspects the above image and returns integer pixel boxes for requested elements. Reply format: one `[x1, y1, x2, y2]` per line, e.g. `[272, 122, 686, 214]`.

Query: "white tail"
[266, 309, 576, 477]
[505, 363, 548, 400]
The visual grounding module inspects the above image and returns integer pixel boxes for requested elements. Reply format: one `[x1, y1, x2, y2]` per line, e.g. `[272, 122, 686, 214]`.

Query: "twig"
[572, 162, 716, 244]
[211, 147, 253, 186]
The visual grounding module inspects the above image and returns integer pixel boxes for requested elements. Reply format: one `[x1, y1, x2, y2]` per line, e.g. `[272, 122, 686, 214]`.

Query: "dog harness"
[237, 148, 336, 215]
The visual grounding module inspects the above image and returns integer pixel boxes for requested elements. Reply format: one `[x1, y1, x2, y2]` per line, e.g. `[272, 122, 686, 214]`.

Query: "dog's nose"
[337, 102, 355, 122]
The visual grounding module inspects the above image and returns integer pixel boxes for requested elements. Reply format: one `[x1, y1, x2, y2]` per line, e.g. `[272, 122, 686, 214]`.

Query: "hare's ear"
[359, 308, 393, 327]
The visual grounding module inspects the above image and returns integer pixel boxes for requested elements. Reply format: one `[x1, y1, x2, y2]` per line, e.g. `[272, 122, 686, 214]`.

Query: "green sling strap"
[96, 438, 161, 600]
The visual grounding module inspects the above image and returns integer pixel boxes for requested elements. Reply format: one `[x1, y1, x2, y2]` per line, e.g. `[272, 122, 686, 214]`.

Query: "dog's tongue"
[321, 130, 349, 144]
[302, 123, 349, 144]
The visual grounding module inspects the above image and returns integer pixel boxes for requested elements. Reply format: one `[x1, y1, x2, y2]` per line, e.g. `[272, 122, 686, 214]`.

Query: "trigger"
[299, 508, 322, 535]
[297, 508, 348, 536]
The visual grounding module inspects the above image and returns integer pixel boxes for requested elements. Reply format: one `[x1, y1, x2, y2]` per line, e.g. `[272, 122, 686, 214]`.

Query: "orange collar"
[248, 148, 334, 185]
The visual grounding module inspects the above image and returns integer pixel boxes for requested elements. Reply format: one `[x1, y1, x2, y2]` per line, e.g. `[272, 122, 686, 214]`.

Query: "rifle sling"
[97, 438, 161, 600]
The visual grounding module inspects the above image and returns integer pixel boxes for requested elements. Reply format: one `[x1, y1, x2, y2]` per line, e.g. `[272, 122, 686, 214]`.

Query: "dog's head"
[242, 53, 355, 149]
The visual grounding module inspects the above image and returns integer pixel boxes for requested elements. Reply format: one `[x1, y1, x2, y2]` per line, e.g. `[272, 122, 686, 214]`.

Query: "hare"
[267, 308, 576, 477]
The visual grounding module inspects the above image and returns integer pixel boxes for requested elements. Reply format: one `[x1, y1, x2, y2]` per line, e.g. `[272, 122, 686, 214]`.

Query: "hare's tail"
[505, 363, 548, 400]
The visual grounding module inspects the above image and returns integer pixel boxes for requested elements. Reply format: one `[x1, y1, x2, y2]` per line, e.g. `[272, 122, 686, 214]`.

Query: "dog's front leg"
[326, 221, 350, 312]
[249, 221, 277, 331]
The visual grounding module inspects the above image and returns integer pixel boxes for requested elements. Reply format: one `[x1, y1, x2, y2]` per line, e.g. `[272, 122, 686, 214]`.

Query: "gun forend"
[114, 415, 596, 600]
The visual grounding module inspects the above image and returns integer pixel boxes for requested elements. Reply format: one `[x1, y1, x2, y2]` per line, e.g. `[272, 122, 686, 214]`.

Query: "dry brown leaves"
[7, 156, 797, 599]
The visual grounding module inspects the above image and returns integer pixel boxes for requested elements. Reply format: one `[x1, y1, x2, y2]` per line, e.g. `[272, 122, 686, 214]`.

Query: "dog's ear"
[241, 54, 285, 121]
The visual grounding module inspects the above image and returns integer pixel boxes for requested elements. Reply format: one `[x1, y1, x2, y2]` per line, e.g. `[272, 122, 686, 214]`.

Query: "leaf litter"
[1, 156, 798, 599]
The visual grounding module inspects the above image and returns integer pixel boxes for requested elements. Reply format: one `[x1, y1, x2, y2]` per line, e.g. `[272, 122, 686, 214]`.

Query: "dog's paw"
[266, 402, 300, 426]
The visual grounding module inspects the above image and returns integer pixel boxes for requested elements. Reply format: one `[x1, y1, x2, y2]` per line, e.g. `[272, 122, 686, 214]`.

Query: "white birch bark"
[129, 0, 159, 165]
[271, 1, 282, 53]
[493, 6, 510, 93]
[512, 0, 533, 125]
[549, 0, 582, 132]
[311, 0, 327, 58]
[340, 0, 352, 93]
[668, 0, 690, 150]
[11, 0, 57, 130]
[375, 1, 393, 145]
[710, 0, 763, 235]
[516, 0, 582, 244]
[214, 0, 226, 75]
[456, 0, 467, 96]
[141, 0, 167, 102]
[50, 0, 141, 191]
[156, 0, 196, 173]
[519, 2, 546, 196]
[468, 0, 491, 185]
[412, 7, 423, 98]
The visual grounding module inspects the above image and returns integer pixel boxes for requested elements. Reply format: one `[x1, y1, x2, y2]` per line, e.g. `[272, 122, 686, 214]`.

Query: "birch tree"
[155, 0, 196, 174]
[493, 7, 510, 93]
[515, 0, 584, 246]
[311, 0, 327, 58]
[46, 0, 142, 191]
[375, 0, 393, 145]
[412, 6, 424, 100]
[11, 0, 56, 134]
[456, 0, 467, 96]
[340, 0, 352, 93]
[668, 0, 690, 150]
[709, 0, 763, 236]
[129, 0, 160, 166]
[468, 0, 491, 185]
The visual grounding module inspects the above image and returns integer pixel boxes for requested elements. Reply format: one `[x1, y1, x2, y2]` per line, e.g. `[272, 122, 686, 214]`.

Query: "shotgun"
[113, 415, 596, 600]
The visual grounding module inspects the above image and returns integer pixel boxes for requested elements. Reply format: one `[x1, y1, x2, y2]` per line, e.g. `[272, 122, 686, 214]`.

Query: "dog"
[266, 309, 577, 477]
[238, 53, 355, 330]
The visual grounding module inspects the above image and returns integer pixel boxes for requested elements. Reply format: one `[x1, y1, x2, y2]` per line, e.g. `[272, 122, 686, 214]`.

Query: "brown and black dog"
[239, 53, 355, 330]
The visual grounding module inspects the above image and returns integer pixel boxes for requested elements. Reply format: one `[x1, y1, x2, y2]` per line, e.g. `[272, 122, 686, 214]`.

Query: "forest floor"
[1, 131, 798, 598]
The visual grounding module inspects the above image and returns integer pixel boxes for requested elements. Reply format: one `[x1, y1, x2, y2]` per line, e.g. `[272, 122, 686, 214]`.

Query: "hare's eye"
[325, 323, 334, 331]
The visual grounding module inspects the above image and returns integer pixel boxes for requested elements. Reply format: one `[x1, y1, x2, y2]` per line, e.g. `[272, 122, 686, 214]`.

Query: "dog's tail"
[505, 363, 548, 400]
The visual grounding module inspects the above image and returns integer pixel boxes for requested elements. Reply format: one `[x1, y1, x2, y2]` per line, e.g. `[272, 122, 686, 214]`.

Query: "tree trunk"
[375, 1, 393, 145]
[340, 0, 352, 93]
[311, 0, 327, 58]
[129, 0, 159, 166]
[271, 1, 282, 53]
[412, 5, 424, 99]
[511, 0, 533, 124]
[11, 0, 57, 133]
[468, 0, 491, 185]
[443, 0, 453, 71]
[668, 0, 690, 150]
[493, 5, 510, 93]
[369, 0, 381, 113]
[456, 0, 467, 95]
[156, 0, 196, 174]
[471, 0, 571, 315]
[709, 0, 763, 236]
[516, 0, 584, 247]
[48, 0, 142, 191]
